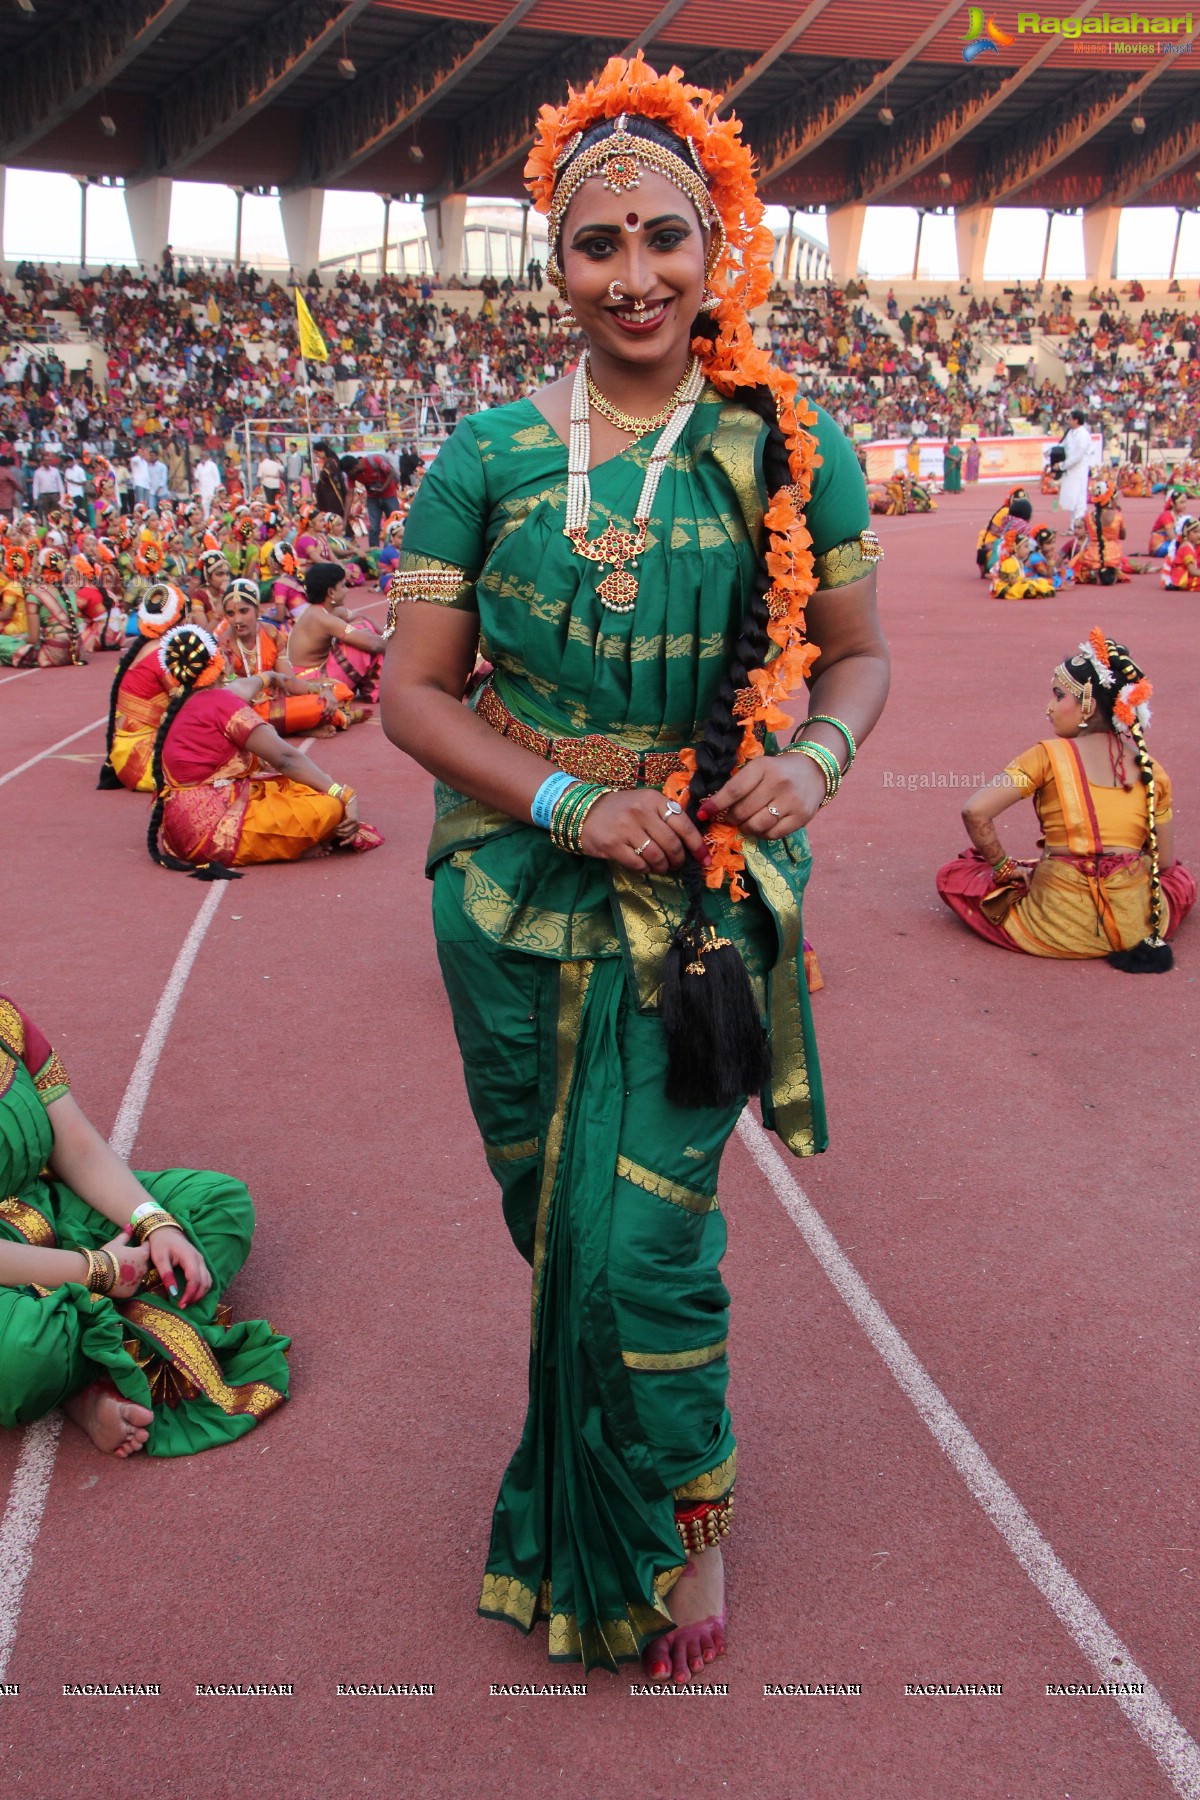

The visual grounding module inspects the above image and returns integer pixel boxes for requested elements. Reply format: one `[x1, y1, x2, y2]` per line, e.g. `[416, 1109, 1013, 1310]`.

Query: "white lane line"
[0, 1418, 63, 1683]
[0, 878, 230, 1681]
[737, 1112, 1200, 1800]
[109, 882, 229, 1158]
[0, 669, 37, 688]
[0, 716, 106, 790]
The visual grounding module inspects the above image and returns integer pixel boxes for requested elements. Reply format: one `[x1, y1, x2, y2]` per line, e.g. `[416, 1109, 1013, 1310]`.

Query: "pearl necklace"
[565, 351, 705, 613]
[233, 631, 261, 677]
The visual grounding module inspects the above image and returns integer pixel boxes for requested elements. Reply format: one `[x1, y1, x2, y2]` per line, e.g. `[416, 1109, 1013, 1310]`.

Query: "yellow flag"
[295, 288, 328, 363]
[206, 295, 219, 325]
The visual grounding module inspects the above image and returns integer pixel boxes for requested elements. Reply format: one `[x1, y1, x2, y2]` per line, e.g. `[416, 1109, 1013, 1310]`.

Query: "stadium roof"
[3, 0, 1199, 212]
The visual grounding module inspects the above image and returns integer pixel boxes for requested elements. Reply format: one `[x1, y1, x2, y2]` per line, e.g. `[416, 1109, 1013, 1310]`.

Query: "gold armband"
[383, 557, 474, 636]
[812, 529, 884, 589]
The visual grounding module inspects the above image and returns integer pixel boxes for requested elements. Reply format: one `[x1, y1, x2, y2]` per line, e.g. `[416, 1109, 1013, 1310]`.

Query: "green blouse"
[400, 386, 872, 1156]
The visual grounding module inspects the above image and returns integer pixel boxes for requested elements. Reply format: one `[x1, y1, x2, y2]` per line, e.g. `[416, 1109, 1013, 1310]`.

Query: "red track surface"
[1, 501, 1196, 1799]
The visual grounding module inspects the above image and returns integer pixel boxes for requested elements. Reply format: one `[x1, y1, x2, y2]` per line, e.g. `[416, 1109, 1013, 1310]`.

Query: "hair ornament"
[1113, 678, 1152, 737]
[1079, 629, 1115, 687]
[158, 622, 224, 689]
[137, 582, 187, 639]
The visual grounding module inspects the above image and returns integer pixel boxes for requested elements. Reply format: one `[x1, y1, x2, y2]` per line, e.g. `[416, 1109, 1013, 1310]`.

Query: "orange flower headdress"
[5, 545, 31, 581]
[527, 53, 824, 897]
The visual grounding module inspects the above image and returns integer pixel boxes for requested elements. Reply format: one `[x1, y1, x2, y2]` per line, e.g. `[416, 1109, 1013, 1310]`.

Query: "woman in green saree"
[381, 57, 889, 1680]
[0, 995, 290, 1457]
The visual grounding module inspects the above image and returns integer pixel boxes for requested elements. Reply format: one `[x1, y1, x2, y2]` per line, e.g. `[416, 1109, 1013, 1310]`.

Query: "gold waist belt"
[475, 683, 685, 790]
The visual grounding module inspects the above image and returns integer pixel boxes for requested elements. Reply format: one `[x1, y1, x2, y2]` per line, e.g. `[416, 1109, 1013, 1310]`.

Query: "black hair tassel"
[96, 760, 123, 790]
[1108, 938, 1172, 973]
[660, 912, 770, 1109]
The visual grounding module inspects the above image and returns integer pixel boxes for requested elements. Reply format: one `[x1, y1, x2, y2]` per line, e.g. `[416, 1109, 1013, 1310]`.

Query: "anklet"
[674, 1494, 734, 1554]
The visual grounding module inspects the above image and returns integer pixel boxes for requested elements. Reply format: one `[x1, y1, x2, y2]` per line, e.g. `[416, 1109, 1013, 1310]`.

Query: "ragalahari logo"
[962, 6, 1016, 60]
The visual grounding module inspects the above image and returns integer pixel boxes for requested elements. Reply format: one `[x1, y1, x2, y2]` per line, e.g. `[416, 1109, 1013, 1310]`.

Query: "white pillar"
[423, 194, 467, 283]
[826, 204, 866, 287]
[280, 188, 324, 279]
[124, 177, 173, 273]
[954, 202, 993, 290]
[1083, 203, 1121, 283]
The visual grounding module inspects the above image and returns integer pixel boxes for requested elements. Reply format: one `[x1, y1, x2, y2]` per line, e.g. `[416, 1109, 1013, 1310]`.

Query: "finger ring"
[663, 799, 682, 818]
[767, 804, 781, 818]
[634, 837, 653, 856]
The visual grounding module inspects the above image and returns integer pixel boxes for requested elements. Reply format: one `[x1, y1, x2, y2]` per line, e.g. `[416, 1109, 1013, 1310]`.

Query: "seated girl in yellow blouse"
[937, 631, 1195, 969]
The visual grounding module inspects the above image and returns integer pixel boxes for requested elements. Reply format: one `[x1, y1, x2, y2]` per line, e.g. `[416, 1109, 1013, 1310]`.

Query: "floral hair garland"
[159, 622, 225, 690]
[526, 52, 822, 899]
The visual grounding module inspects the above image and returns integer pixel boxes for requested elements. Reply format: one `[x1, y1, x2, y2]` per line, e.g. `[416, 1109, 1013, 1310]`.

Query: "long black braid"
[1106, 644, 1170, 970]
[97, 634, 147, 788]
[1062, 638, 1170, 971]
[659, 331, 796, 1106]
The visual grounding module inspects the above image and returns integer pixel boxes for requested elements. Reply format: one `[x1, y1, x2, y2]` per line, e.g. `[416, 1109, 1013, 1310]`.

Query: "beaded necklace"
[565, 350, 704, 613]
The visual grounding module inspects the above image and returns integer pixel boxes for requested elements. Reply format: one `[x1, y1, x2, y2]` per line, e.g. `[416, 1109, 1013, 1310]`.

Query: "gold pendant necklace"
[564, 351, 704, 613]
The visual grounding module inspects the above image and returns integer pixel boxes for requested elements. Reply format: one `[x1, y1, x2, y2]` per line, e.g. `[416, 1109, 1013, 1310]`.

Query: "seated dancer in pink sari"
[287, 563, 386, 713]
[148, 626, 382, 874]
[26, 551, 104, 666]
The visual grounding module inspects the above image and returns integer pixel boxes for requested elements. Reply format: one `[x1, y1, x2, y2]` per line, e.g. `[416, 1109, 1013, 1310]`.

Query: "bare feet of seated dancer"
[643, 1544, 727, 1682]
[64, 1382, 154, 1459]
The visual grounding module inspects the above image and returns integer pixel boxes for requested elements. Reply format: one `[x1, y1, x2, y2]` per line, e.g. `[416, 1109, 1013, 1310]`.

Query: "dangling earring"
[560, 307, 577, 328]
[700, 286, 719, 313]
[1078, 707, 1091, 732]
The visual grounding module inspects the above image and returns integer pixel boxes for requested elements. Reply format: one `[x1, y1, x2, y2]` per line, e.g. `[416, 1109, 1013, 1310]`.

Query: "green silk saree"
[0, 996, 290, 1456]
[398, 386, 869, 1665]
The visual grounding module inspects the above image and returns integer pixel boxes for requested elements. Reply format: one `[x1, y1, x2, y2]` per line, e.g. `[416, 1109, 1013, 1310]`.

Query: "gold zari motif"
[615, 1156, 717, 1215]
[621, 1339, 728, 1371]
[0, 1196, 57, 1248]
[813, 529, 884, 590]
[119, 1300, 285, 1419]
[34, 1051, 70, 1103]
[674, 1449, 737, 1502]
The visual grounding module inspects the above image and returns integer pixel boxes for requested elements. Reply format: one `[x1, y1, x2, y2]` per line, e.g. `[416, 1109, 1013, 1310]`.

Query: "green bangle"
[788, 741, 841, 809]
[799, 714, 857, 769]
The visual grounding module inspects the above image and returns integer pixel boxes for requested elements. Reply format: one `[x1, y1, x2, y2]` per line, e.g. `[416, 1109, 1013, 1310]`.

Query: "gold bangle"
[77, 1247, 96, 1289]
[140, 1216, 182, 1242]
[326, 781, 345, 800]
[131, 1209, 180, 1246]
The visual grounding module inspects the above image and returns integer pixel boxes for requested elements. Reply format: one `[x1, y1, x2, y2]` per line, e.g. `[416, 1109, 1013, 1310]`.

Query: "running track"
[0, 507, 1196, 1799]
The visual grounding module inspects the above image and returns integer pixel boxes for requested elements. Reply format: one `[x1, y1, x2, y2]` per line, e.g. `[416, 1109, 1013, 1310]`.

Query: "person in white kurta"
[1057, 410, 1093, 524]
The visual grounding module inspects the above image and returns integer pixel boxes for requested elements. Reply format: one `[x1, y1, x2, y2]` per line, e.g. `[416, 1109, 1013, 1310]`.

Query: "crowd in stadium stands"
[2, 258, 1200, 525]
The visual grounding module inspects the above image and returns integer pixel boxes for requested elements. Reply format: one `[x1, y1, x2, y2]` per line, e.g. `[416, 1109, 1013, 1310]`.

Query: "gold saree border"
[34, 1052, 70, 1106]
[615, 1155, 717, 1215]
[119, 1299, 285, 1420]
[479, 1567, 681, 1666]
[621, 1339, 728, 1372]
[0, 1195, 57, 1248]
[741, 840, 817, 1156]
[484, 1137, 540, 1165]
[674, 1449, 737, 1503]
[529, 959, 591, 1343]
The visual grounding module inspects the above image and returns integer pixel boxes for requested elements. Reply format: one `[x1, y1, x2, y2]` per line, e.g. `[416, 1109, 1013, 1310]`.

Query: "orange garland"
[526, 52, 823, 898]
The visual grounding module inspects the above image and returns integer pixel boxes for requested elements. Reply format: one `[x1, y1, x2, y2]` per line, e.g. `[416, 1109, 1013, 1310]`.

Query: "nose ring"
[608, 280, 624, 302]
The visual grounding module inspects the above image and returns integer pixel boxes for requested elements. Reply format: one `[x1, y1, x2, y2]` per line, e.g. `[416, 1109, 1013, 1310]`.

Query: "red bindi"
[626, 212, 639, 228]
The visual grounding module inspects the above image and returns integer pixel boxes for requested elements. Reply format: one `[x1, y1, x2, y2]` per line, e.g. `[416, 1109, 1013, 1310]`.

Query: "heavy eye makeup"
[570, 217, 693, 259]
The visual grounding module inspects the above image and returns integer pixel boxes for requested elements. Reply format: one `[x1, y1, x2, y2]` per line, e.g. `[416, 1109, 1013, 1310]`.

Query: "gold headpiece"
[545, 123, 724, 292]
[1053, 663, 1092, 706]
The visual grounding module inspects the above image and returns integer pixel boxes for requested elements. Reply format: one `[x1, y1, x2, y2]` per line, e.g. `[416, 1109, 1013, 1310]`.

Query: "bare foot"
[64, 1382, 154, 1458]
[642, 1545, 726, 1683]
